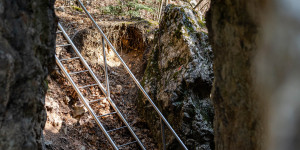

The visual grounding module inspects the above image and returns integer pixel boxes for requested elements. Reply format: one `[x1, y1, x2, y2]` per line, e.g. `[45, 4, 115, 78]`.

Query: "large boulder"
[0, 0, 56, 149]
[139, 5, 214, 150]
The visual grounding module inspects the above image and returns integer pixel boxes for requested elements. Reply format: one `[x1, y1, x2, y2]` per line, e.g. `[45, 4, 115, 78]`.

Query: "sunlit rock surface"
[139, 4, 214, 150]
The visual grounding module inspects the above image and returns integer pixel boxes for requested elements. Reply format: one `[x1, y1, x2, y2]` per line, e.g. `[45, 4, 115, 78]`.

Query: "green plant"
[101, 5, 123, 16]
[72, 5, 83, 12]
[99, 0, 157, 18]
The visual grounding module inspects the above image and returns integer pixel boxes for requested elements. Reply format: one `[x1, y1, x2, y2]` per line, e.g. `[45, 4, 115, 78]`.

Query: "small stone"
[111, 71, 118, 76]
[44, 140, 52, 147]
[80, 146, 86, 150]
[79, 119, 85, 125]
[56, 6, 65, 12]
[116, 85, 122, 94]
[78, 20, 83, 24]
[102, 99, 109, 105]
[63, 126, 67, 135]
[59, 137, 68, 144]
[64, 96, 70, 105]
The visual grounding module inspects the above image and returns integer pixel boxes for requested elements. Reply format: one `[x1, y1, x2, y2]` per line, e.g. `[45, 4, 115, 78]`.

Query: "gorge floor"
[43, 1, 158, 149]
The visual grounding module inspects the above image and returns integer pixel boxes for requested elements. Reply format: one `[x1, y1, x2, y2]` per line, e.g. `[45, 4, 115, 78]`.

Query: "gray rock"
[56, 6, 65, 12]
[139, 4, 214, 150]
[44, 140, 53, 146]
[0, 0, 56, 149]
[80, 145, 86, 150]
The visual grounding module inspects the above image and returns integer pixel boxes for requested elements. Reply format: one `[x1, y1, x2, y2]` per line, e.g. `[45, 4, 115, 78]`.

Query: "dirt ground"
[43, 1, 159, 149]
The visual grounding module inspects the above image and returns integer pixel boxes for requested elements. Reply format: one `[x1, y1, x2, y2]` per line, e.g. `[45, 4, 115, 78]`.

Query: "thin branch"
[200, 2, 210, 12]
[193, 0, 204, 9]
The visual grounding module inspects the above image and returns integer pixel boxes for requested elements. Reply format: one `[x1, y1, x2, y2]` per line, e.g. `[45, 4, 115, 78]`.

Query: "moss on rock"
[138, 4, 214, 150]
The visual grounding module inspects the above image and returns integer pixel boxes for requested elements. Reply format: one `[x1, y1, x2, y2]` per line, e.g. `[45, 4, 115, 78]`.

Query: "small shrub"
[99, 0, 157, 18]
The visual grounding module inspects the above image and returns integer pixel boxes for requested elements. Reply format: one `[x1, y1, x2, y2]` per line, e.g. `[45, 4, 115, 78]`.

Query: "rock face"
[206, 1, 264, 150]
[0, 0, 56, 149]
[140, 5, 214, 149]
[71, 21, 154, 67]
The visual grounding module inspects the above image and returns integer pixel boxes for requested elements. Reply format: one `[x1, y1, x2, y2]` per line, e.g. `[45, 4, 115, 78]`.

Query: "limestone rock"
[0, 0, 56, 149]
[139, 5, 214, 149]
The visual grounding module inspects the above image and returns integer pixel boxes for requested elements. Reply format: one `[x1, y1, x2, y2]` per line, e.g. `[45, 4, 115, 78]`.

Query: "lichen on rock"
[139, 4, 214, 150]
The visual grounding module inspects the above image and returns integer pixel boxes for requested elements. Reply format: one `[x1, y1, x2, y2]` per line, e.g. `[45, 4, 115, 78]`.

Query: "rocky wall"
[140, 5, 214, 150]
[206, 0, 264, 149]
[0, 0, 56, 149]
